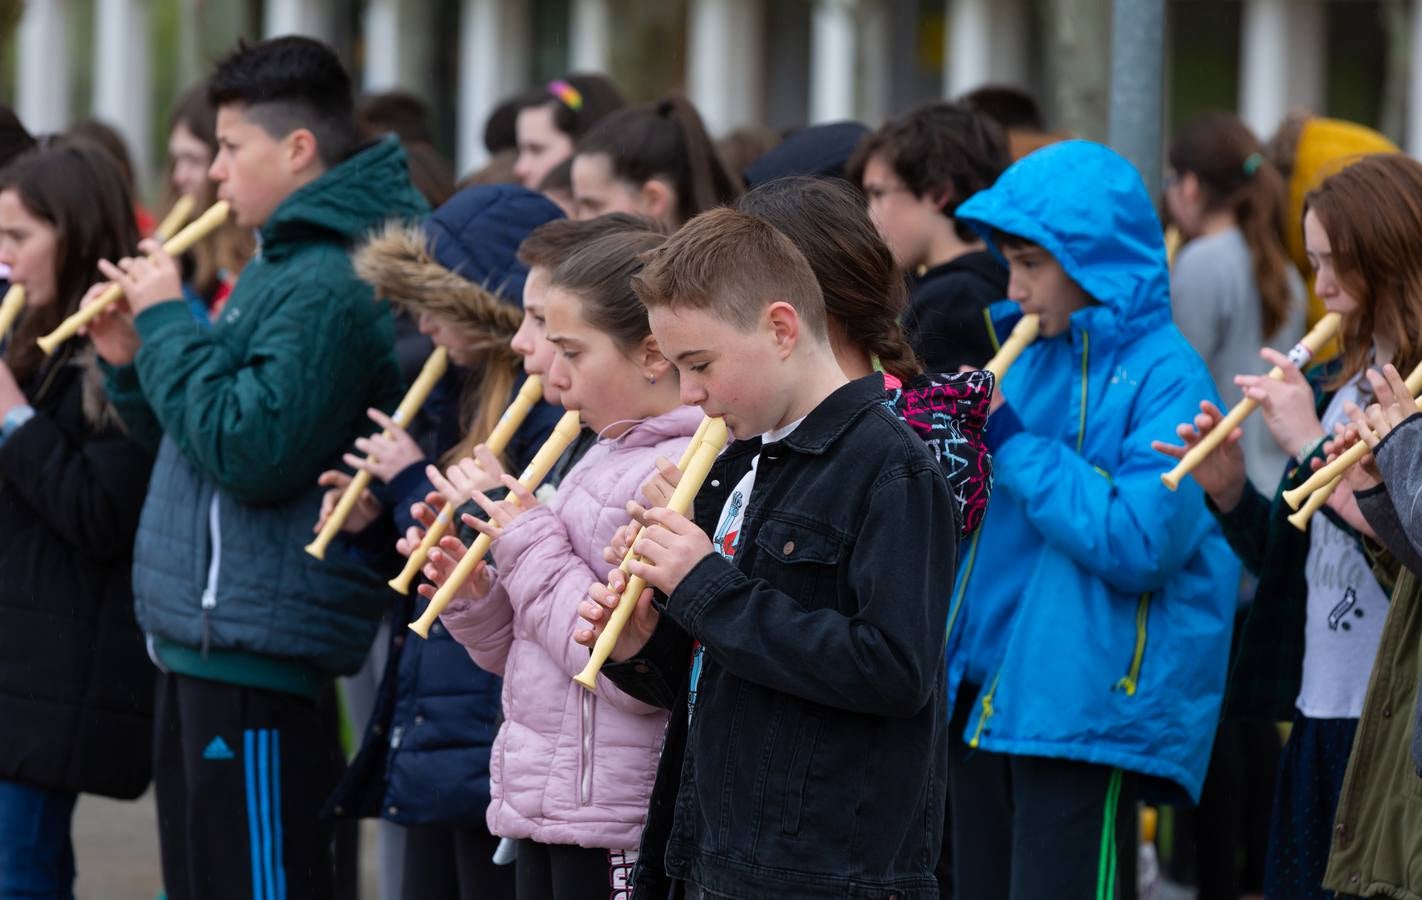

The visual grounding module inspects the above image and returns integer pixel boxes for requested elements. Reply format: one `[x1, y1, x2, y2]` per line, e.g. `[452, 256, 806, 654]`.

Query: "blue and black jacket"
[948, 140, 1240, 803]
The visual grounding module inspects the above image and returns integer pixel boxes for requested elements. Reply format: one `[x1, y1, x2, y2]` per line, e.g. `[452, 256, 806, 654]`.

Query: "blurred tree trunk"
[1039, 0, 1110, 140]
[0, 0, 25, 104]
[1379, 0, 1408, 146]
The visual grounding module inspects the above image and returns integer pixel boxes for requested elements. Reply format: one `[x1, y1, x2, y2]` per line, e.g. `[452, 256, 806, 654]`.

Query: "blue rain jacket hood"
[948, 141, 1239, 801]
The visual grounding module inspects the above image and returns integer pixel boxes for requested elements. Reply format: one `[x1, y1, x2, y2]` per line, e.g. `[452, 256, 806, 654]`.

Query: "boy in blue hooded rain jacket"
[945, 141, 1240, 899]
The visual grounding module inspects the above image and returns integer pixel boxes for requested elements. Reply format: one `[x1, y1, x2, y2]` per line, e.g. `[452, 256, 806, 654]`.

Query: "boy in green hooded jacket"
[88, 36, 426, 899]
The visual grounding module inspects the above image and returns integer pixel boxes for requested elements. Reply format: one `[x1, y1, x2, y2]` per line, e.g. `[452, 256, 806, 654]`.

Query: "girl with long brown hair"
[0, 140, 155, 898]
[1156, 152, 1422, 900]
[1167, 111, 1307, 492]
[420, 225, 701, 900]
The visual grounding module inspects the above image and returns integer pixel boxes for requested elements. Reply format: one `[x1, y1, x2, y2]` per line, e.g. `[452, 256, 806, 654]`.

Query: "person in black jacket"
[0, 141, 156, 898]
[577, 208, 957, 899]
[848, 102, 1011, 372]
[0, 105, 36, 303]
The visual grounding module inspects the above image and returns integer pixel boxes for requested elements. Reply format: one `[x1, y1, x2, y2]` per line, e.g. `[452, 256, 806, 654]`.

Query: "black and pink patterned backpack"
[883, 369, 995, 537]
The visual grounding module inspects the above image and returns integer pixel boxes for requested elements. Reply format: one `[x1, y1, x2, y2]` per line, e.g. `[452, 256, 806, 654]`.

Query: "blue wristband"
[1, 403, 35, 444]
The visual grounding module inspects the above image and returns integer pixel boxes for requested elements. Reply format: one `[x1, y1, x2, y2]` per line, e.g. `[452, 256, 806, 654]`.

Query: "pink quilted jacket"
[441, 405, 702, 850]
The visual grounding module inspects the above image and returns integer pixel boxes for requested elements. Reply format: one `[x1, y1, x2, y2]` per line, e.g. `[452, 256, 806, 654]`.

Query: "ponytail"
[1169, 112, 1294, 339]
[1237, 160, 1293, 340]
[577, 95, 744, 226]
[859, 319, 922, 384]
[657, 97, 742, 223]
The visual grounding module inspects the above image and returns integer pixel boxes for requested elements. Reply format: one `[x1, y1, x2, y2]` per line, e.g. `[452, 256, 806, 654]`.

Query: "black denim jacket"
[603, 376, 957, 899]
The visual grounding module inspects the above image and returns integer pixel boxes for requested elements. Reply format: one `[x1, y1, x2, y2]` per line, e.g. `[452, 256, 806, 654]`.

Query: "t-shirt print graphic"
[689, 464, 756, 723]
[714, 490, 745, 561]
[1327, 586, 1359, 631]
[1300, 507, 1388, 718]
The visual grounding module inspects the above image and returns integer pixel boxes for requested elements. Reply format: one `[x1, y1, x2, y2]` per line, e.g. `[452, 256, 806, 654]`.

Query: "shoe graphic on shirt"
[202, 736, 236, 760]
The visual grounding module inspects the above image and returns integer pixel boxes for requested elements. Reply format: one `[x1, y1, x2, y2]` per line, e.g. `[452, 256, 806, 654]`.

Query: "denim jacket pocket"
[753, 518, 843, 609]
[782, 712, 821, 835]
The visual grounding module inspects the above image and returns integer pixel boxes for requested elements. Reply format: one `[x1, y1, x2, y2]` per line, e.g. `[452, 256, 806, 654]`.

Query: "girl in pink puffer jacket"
[426, 228, 699, 900]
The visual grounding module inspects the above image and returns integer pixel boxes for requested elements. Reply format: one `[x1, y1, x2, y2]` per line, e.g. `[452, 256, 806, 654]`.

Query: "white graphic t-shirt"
[1298, 381, 1389, 719]
[687, 416, 805, 721]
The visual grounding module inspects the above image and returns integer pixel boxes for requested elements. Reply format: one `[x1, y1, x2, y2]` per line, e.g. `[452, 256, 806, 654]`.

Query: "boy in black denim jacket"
[576, 207, 957, 899]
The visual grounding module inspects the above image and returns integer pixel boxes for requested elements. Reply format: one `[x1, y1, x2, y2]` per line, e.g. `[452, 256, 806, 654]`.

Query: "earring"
[646, 373, 656, 384]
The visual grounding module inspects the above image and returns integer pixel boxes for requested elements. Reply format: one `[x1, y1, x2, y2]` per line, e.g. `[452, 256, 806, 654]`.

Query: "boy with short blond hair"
[578, 206, 957, 899]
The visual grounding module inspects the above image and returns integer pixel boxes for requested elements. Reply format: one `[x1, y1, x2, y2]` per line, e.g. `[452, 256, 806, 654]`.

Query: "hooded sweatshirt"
[902, 249, 1008, 373]
[948, 141, 1239, 801]
[107, 136, 429, 691]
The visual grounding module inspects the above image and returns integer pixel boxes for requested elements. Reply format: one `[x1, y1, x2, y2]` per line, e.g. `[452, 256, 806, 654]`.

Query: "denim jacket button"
[634, 663, 650, 674]
[782, 540, 795, 555]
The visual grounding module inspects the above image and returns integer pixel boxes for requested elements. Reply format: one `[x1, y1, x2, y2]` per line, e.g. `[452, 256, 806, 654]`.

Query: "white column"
[177, 0, 203, 87]
[93, 0, 152, 189]
[1410, 0, 1422, 154]
[1239, 0, 1290, 140]
[688, 0, 765, 136]
[16, 0, 70, 135]
[860, 0, 892, 124]
[810, 0, 858, 123]
[263, 0, 335, 41]
[987, 0, 1029, 87]
[945, 0, 991, 98]
[457, 0, 531, 174]
[570, 0, 613, 74]
[362, 0, 432, 94]
[1285, 0, 1326, 115]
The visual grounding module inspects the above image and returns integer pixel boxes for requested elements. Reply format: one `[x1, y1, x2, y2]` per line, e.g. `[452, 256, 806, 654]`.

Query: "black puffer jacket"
[0, 348, 155, 799]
